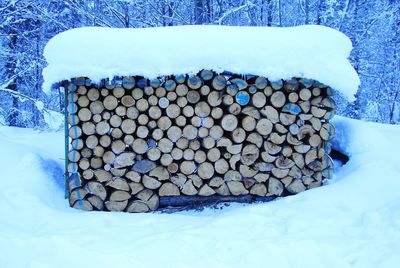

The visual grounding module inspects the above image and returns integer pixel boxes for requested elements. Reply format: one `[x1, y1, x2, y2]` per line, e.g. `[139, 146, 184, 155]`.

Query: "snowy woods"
[0, 0, 399, 128]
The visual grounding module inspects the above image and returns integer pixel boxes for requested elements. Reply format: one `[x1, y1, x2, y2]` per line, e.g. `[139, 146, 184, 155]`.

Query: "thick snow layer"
[43, 25, 360, 100]
[0, 116, 399, 268]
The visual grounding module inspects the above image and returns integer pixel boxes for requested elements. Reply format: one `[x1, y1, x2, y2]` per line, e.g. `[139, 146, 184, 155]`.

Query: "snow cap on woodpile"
[43, 25, 360, 100]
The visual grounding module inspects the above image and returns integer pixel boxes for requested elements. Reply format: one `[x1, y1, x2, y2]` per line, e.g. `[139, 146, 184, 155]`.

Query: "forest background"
[0, 0, 399, 128]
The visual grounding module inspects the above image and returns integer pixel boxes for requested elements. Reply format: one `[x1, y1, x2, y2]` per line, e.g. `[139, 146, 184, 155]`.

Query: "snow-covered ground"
[0, 116, 399, 268]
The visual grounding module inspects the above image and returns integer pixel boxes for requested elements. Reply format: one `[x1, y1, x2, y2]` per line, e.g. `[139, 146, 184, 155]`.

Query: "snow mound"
[43, 25, 359, 100]
[1, 117, 400, 267]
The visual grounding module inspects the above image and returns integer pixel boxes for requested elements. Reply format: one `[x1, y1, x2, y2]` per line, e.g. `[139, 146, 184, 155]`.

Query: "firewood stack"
[66, 70, 335, 212]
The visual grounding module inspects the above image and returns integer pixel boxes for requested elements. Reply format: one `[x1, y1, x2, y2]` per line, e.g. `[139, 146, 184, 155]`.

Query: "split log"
[279, 113, 296, 126]
[105, 200, 128, 211]
[239, 164, 258, 177]
[181, 180, 198, 195]
[254, 173, 269, 183]
[265, 141, 282, 155]
[260, 106, 279, 123]
[320, 123, 335, 141]
[73, 199, 93, 211]
[250, 183, 267, 196]
[269, 132, 286, 144]
[230, 78, 248, 90]
[133, 159, 156, 174]
[227, 144, 242, 155]
[198, 184, 216, 196]
[109, 187, 131, 202]
[242, 106, 261, 119]
[227, 181, 248, 196]
[241, 144, 259, 165]
[142, 175, 162, 189]
[268, 177, 284, 196]
[85, 181, 107, 200]
[170, 173, 187, 187]
[229, 154, 240, 170]
[87, 196, 104, 210]
[275, 123, 288, 134]
[311, 106, 327, 118]
[286, 179, 306, 194]
[246, 133, 263, 148]
[209, 176, 224, 188]
[149, 167, 169, 181]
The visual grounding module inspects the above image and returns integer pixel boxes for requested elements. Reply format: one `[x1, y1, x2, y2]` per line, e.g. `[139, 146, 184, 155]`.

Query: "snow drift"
[43, 25, 360, 100]
[0, 116, 399, 267]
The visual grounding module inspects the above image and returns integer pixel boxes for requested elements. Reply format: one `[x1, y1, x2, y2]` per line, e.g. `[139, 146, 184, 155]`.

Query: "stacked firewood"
[66, 70, 335, 212]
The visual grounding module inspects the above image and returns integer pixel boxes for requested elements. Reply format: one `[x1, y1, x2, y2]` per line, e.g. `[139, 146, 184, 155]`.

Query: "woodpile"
[66, 71, 335, 212]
